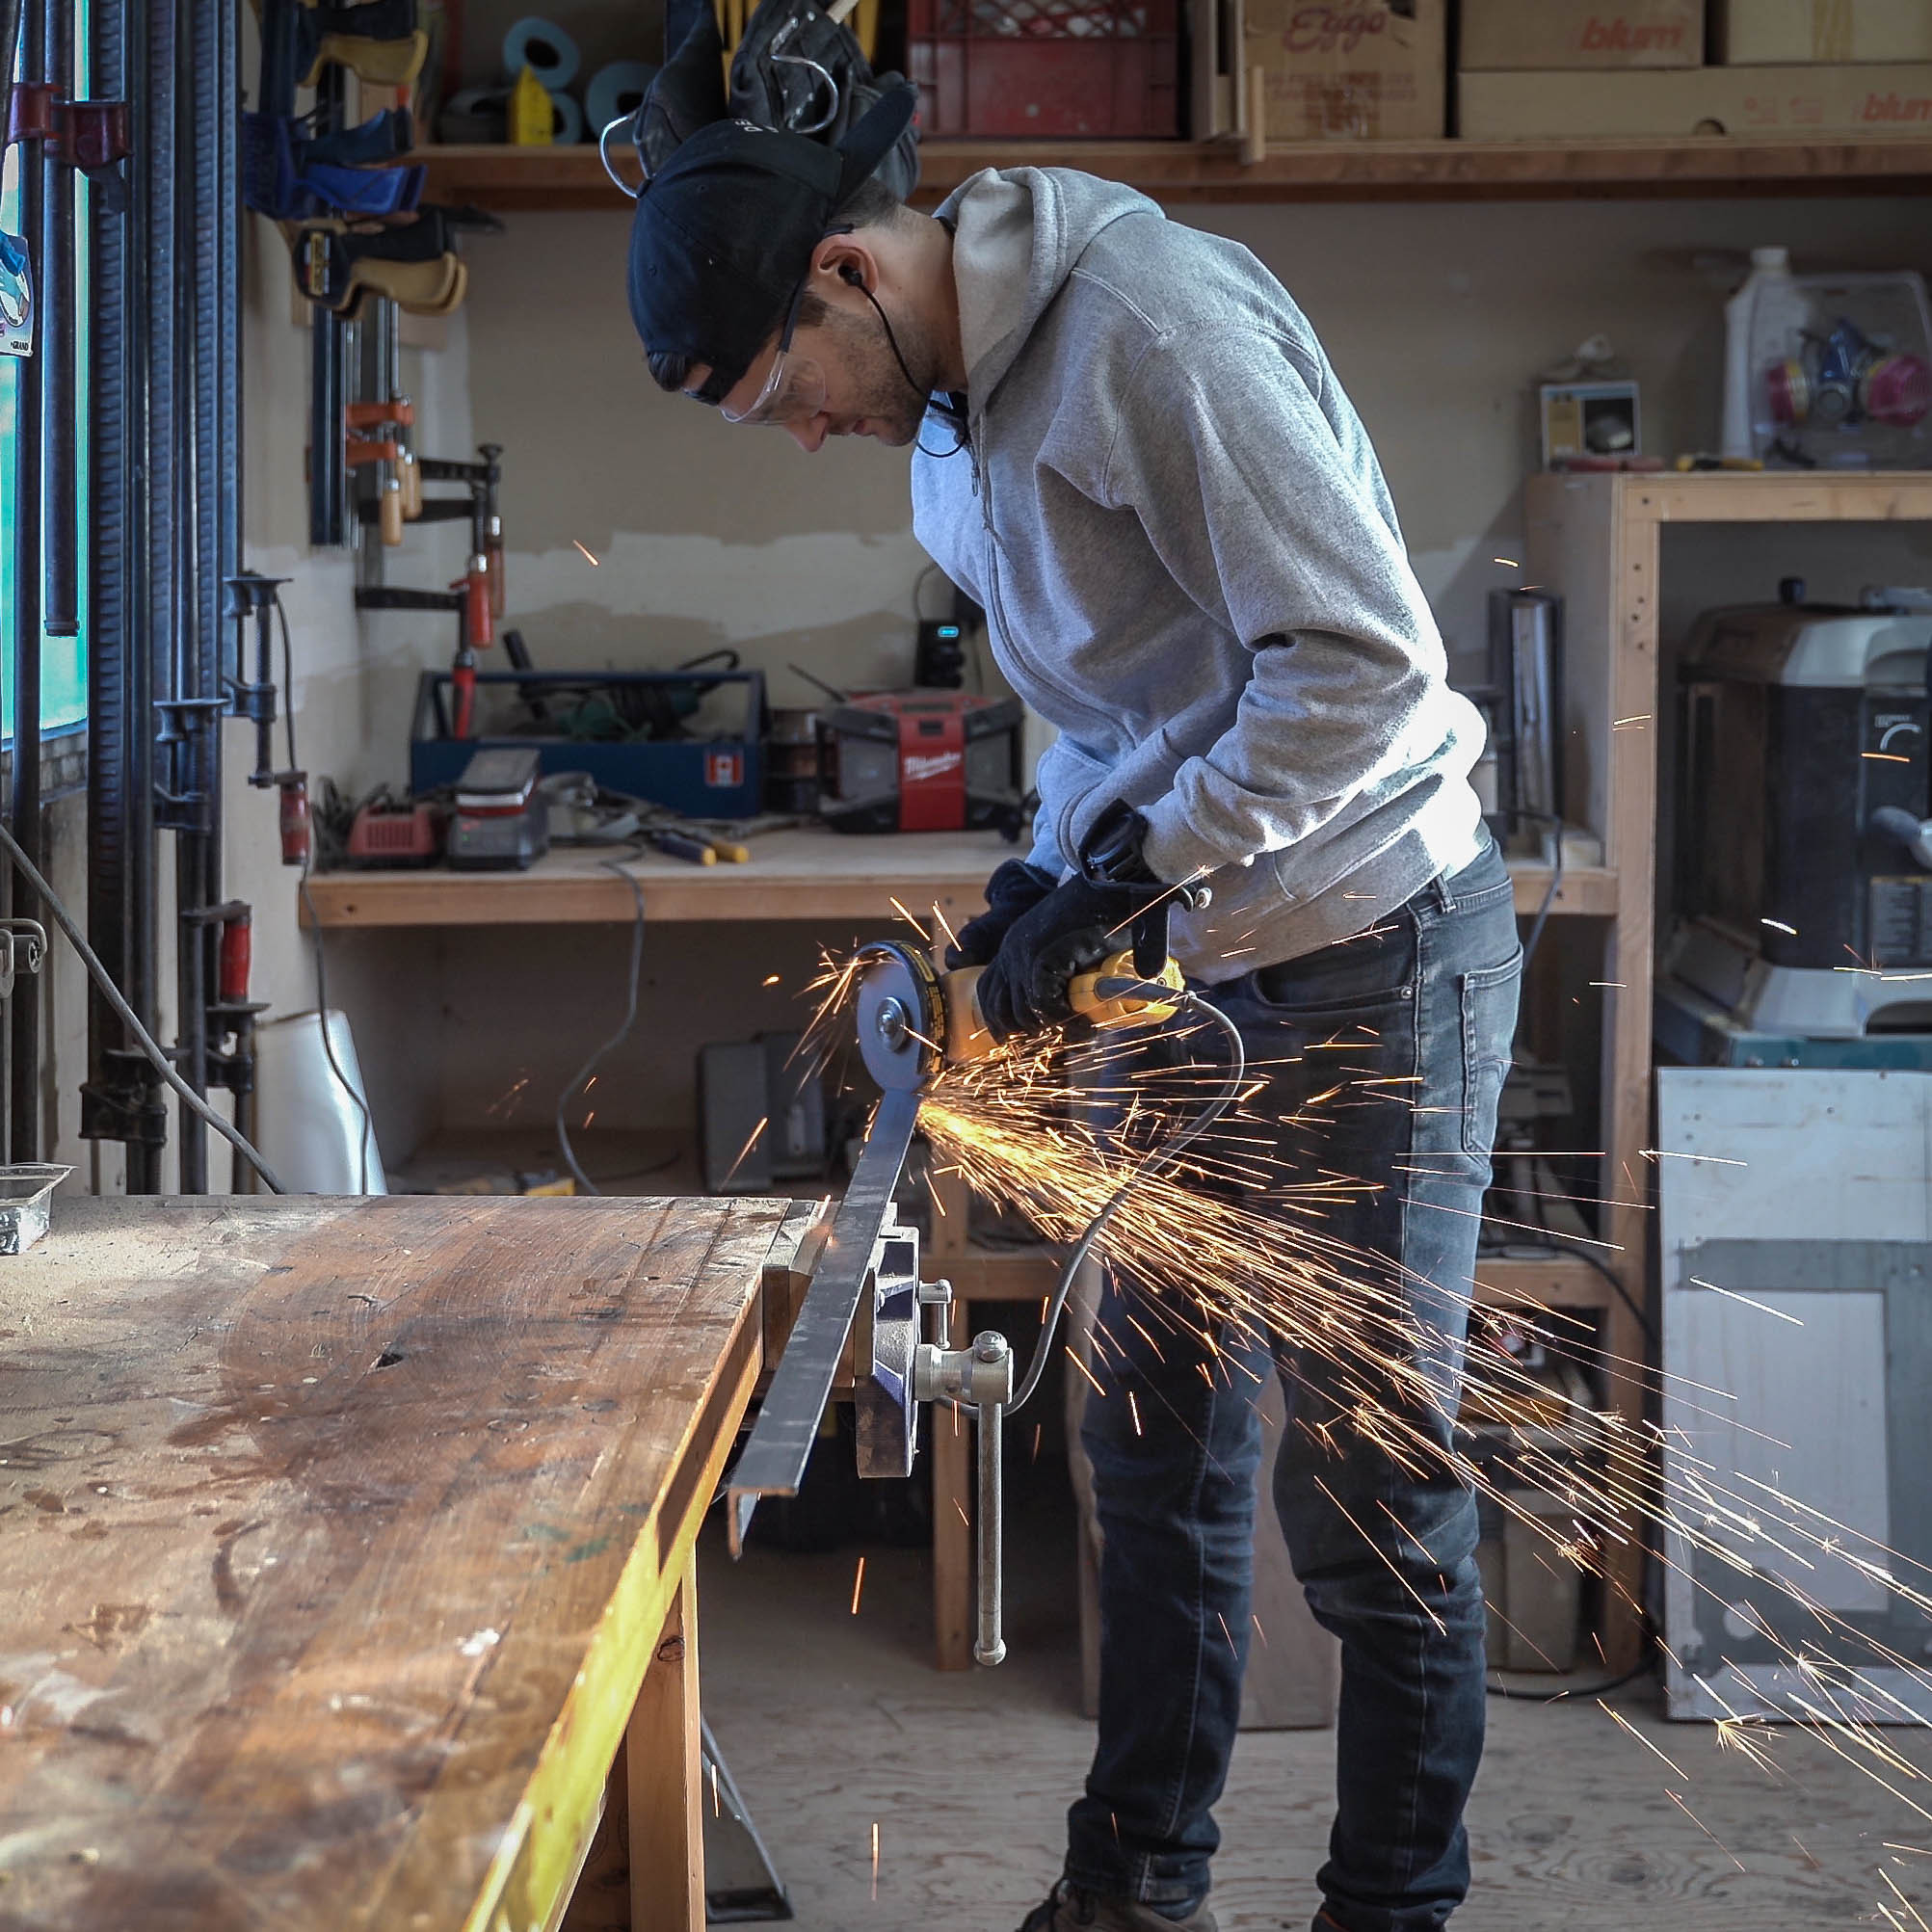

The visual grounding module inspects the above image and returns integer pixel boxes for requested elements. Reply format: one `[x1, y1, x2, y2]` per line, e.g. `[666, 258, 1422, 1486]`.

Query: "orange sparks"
[724, 1117, 768, 1183]
[888, 896, 931, 940]
[763, 973, 781, 987]
[571, 539, 600, 567]
[1252, 1613, 1268, 1648]
[870, 1821, 880, 1900]
[1128, 1389, 1143, 1437]
[850, 1556, 866, 1615]
[1597, 1702, 1690, 1782]
[955, 1498, 970, 1527]
[1067, 1347, 1105, 1397]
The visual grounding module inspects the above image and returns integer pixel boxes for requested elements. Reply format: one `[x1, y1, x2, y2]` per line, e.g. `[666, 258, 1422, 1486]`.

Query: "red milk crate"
[909, 0, 1181, 138]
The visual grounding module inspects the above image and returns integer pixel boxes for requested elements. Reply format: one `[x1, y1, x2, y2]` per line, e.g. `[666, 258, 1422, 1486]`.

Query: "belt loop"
[1433, 867, 1457, 914]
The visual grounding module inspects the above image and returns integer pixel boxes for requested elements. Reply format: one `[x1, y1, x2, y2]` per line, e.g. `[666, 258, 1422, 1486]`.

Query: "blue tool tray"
[410, 669, 767, 820]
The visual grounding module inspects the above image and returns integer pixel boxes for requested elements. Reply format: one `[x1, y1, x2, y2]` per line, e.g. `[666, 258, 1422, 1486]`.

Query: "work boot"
[1015, 1880, 1218, 1932]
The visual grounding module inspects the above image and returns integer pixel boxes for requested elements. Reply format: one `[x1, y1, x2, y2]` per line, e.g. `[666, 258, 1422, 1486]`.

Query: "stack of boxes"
[1226, 0, 1932, 146]
[1459, 0, 1932, 139]
[1245, 0, 1449, 142]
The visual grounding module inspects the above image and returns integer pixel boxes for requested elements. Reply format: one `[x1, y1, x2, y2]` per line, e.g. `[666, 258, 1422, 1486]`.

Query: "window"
[0, 16, 92, 744]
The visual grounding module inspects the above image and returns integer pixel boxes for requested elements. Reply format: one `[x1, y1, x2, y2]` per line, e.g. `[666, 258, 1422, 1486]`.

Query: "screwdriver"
[647, 827, 715, 865]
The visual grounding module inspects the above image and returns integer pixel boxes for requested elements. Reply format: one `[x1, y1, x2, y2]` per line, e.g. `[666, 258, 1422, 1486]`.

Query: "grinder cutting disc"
[854, 940, 945, 1092]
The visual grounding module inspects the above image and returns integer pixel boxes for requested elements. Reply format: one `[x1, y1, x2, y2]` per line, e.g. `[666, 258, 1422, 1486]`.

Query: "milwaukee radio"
[817, 691, 1024, 834]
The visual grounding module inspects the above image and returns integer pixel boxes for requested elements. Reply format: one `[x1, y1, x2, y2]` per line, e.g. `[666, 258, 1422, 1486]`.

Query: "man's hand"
[944, 859, 1057, 969]
[972, 876, 1171, 1042]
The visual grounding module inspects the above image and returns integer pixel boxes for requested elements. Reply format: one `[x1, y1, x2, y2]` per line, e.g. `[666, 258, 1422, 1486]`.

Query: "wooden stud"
[626, 1558, 704, 1932]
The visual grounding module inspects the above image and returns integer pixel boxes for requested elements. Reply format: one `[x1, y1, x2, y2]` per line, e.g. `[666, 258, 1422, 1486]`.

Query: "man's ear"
[815, 234, 879, 297]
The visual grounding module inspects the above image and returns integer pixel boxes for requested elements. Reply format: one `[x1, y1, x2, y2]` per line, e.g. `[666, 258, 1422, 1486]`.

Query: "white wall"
[463, 193, 1932, 693]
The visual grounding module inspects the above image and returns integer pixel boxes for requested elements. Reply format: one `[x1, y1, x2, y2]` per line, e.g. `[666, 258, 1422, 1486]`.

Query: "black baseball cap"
[626, 88, 915, 404]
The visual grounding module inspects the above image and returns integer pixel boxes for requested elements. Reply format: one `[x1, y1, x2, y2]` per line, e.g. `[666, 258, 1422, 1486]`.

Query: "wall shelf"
[416, 135, 1932, 212]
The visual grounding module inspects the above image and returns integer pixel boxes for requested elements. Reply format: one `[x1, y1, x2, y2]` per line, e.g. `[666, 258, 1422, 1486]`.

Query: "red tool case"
[817, 690, 1024, 834]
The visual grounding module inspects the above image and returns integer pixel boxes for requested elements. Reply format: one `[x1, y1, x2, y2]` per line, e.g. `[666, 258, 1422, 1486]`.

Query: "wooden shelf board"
[415, 135, 1932, 211]
[303, 830, 1613, 929]
[1472, 1251, 1617, 1311]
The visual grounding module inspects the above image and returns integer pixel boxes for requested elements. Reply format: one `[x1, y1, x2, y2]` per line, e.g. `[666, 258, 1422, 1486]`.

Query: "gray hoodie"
[911, 168, 1487, 984]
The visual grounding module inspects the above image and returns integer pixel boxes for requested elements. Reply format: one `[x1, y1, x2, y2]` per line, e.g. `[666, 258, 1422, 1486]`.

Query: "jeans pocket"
[1459, 948, 1522, 1156]
[1247, 912, 1417, 1018]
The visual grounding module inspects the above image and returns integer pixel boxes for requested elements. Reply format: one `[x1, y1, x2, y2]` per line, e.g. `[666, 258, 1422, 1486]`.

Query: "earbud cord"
[856, 278, 967, 459]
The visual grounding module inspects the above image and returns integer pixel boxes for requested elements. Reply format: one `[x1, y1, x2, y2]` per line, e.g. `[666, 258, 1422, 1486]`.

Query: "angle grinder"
[854, 940, 1186, 1092]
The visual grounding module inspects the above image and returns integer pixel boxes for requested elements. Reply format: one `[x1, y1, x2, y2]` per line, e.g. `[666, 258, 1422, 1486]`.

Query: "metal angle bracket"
[728, 1084, 920, 1552]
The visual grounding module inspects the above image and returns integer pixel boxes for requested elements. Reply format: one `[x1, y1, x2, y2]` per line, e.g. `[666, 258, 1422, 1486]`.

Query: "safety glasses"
[722, 273, 823, 427]
[721, 227, 852, 427]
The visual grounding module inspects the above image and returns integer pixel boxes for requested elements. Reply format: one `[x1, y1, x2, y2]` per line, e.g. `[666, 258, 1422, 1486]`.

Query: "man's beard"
[827, 300, 935, 448]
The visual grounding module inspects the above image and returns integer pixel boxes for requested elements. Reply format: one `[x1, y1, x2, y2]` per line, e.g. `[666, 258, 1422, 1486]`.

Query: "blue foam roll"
[548, 88, 585, 145]
[586, 60, 658, 135]
[503, 15, 581, 90]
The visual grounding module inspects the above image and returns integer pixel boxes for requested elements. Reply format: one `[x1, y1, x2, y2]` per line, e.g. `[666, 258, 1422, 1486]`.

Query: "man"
[628, 108, 1521, 1932]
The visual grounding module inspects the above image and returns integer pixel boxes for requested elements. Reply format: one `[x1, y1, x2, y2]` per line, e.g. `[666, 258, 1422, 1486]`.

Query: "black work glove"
[944, 859, 1056, 969]
[972, 877, 1173, 1043]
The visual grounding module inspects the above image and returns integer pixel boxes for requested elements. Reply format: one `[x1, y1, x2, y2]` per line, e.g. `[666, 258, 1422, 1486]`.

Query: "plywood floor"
[699, 1493, 1932, 1932]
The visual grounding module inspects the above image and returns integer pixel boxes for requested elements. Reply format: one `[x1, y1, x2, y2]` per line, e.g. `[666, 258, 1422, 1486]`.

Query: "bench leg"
[626, 1555, 704, 1932]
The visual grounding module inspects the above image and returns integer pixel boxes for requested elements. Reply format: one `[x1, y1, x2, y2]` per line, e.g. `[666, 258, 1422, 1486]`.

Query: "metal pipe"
[9, 0, 48, 1164]
[0, 0, 24, 137]
[39, 0, 74, 637]
[972, 1332, 1009, 1667]
[172, 0, 231, 1192]
[126, 0, 176, 1192]
[82, 0, 137, 1163]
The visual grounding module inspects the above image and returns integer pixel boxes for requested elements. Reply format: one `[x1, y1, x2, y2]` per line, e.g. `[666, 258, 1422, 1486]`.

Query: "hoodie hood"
[938, 168, 1156, 407]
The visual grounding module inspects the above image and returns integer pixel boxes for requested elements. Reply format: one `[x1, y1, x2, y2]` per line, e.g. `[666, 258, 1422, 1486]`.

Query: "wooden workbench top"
[0, 1191, 791, 1932]
[301, 825, 1022, 928]
[299, 825, 1614, 928]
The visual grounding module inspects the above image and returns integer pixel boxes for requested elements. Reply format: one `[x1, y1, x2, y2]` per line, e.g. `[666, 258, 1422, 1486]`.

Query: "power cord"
[0, 818, 287, 1193]
[554, 858, 647, 1196]
[999, 987, 1249, 1416]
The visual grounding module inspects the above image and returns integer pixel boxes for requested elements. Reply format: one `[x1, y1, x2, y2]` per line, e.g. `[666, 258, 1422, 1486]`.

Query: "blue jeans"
[1066, 842, 1522, 1932]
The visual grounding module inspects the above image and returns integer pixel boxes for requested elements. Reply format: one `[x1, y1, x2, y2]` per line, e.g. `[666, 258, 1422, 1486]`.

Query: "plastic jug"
[1721, 247, 1806, 461]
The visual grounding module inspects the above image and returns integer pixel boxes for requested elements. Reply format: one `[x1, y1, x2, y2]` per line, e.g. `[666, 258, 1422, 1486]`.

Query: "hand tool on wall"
[225, 573, 313, 865]
[729, 926, 1194, 1665]
[357, 574, 490, 735]
[355, 442, 502, 732]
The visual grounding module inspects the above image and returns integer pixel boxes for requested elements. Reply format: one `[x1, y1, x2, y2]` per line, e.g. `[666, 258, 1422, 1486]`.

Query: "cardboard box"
[1461, 0, 1704, 69]
[1460, 61, 1932, 134]
[1714, 0, 1932, 64]
[1248, 0, 1448, 140]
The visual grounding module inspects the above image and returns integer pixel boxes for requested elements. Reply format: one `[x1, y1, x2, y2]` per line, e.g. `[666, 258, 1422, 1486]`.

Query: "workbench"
[0, 1191, 800, 1932]
[302, 824, 1619, 1672]
[301, 826, 1611, 929]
